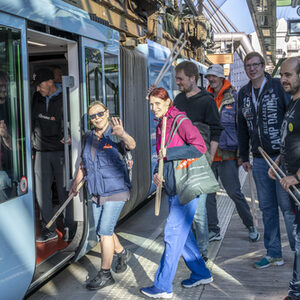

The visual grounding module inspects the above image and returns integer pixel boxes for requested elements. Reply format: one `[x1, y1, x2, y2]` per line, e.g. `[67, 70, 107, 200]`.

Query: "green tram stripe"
[17, 43, 25, 176]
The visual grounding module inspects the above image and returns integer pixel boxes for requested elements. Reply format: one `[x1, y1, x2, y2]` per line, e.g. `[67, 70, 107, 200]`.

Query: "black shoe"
[86, 270, 115, 290]
[36, 229, 58, 243]
[202, 254, 208, 262]
[115, 249, 132, 273]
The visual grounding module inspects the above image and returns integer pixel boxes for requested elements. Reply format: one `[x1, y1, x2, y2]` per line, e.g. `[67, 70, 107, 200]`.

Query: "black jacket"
[237, 73, 291, 162]
[32, 91, 64, 152]
[173, 88, 223, 142]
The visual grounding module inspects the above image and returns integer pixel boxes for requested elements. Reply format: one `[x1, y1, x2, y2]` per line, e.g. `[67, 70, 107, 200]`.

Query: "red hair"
[149, 87, 173, 107]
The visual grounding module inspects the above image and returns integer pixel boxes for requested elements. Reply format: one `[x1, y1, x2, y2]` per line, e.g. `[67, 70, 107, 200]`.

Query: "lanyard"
[251, 77, 267, 112]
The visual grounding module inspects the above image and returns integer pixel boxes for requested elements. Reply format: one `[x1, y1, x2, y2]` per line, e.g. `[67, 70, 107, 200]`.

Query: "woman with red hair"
[140, 87, 213, 299]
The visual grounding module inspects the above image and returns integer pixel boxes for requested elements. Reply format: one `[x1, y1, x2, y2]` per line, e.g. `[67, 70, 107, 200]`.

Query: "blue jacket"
[218, 87, 238, 152]
[82, 128, 131, 196]
[237, 73, 291, 162]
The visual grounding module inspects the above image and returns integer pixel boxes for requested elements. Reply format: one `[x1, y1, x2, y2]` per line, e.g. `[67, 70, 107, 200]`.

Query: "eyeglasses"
[245, 62, 263, 70]
[89, 110, 106, 120]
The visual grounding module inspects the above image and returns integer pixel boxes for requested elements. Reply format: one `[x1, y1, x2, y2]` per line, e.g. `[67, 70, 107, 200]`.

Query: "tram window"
[0, 27, 27, 203]
[104, 53, 119, 116]
[85, 47, 103, 106]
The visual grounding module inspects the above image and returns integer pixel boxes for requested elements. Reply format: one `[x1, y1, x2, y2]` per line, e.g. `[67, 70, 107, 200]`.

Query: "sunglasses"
[89, 110, 106, 120]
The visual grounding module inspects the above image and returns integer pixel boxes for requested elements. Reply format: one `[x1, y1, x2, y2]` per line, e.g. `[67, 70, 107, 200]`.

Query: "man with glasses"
[32, 68, 74, 243]
[237, 52, 295, 268]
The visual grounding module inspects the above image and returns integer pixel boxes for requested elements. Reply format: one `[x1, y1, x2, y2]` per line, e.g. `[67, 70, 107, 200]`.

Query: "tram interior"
[27, 29, 76, 265]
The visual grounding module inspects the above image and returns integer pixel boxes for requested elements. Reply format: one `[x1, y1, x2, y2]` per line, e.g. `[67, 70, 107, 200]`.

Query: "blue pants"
[192, 194, 208, 257]
[207, 160, 253, 233]
[153, 195, 211, 293]
[253, 158, 295, 257]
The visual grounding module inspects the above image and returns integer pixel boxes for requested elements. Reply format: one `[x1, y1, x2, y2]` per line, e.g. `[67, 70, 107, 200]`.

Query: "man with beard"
[269, 57, 300, 300]
[205, 64, 259, 243]
[173, 61, 223, 261]
[237, 52, 295, 269]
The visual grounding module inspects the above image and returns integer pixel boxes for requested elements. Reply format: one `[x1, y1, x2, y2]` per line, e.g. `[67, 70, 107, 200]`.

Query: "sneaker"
[140, 286, 173, 299]
[115, 249, 132, 273]
[86, 270, 115, 290]
[181, 276, 213, 288]
[254, 256, 284, 269]
[36, 229, 58, 243]
[248, 226, 260, 242]
[208, 231, 221, 242]
[283, 296, 300, 300]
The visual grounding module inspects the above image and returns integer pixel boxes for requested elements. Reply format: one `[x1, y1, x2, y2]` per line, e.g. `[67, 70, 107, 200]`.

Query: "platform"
[27, 168, 294, 300]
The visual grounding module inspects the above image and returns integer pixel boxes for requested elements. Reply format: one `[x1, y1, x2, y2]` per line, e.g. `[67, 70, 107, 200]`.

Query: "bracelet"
[295, 173, 300, 183]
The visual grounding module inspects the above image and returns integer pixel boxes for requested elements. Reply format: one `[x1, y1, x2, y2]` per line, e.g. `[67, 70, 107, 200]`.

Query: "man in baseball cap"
[206, 64, 225, 79]
[32, 68, 55, 98]
[32, 66, 74, 243]
[205, 64, 260, 244]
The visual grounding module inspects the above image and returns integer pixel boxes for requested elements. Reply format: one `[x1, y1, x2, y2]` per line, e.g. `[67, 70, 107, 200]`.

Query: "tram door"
[0, 12, 36, 299]
[77, 37, 121, 256]
[27, 29, 82, 265]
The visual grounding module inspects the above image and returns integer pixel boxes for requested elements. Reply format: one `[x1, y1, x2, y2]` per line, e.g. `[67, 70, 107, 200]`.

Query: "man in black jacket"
[174, 61, 223, 261]
[32, 68, 72, 243]
[237, 52, 295, 269]
[269, 57, 300, 300]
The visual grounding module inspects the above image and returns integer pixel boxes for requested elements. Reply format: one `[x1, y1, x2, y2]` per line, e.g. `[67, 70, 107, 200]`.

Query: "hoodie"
[173, 87, 223, 142]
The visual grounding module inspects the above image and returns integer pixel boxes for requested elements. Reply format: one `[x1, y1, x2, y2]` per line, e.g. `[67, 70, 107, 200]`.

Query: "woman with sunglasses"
[140, 87, 212, 299]
[70, 101, 136, 290]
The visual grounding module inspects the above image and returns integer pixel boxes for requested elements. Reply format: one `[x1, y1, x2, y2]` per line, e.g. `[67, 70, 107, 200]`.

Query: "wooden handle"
[258, 147, 300, 205]
[146, 35, 186, 100]
[46, 179, 85, 229]
[155, 117, 167, 216]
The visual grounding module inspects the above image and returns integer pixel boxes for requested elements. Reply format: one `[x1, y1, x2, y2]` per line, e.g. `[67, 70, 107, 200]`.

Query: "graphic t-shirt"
[280, 98, 300, 175]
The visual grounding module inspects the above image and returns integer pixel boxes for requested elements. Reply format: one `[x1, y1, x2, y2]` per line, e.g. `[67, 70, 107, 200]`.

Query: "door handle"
[62, 75, 74, 190]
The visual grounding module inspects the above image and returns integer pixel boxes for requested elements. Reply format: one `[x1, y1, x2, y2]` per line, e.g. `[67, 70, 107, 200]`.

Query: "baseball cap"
[205, 64, 225, 78]
[32, 68, 54, 86]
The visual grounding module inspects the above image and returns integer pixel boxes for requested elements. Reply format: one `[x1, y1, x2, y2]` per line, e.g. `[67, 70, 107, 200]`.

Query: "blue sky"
[205, 0, 300, 34]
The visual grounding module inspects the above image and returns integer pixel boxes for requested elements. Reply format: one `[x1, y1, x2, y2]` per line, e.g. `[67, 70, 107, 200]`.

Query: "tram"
[0, 0, 208, 298]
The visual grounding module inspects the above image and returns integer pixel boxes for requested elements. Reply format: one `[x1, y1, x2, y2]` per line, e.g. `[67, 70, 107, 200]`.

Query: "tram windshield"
[0, 26, 27, 203]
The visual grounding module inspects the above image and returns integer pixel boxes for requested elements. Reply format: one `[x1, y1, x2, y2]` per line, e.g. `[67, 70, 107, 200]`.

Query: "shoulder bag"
[166, 115, 220, 205]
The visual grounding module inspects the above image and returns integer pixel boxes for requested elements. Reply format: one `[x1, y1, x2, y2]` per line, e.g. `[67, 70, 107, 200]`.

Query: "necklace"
[287, 97, 300, 116]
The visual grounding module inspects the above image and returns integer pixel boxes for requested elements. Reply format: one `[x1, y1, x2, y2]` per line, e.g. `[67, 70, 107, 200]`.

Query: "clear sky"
[204, 0, 255, 34]
[204, 0, 300, 34]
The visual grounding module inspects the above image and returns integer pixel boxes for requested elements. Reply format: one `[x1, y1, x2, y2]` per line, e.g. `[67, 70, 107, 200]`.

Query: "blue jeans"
[192, 194, 208, 257]
[289, 214, 300, 299]
[207, 160, 253, 233]
[252, 158, 295, 257]
[154, 195, 211, 293]
[92, 201, 125, 236]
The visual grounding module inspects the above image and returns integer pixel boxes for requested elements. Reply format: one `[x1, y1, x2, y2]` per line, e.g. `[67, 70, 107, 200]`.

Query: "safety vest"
[82, 129, 131, 196]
